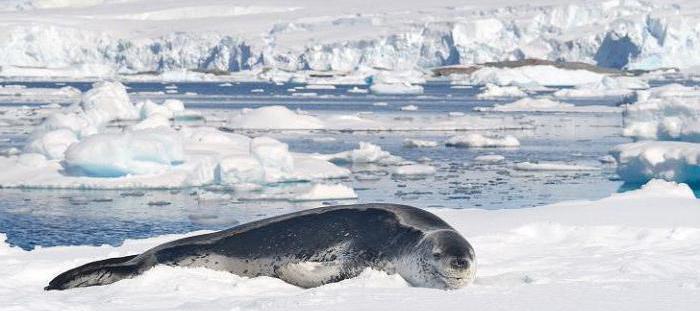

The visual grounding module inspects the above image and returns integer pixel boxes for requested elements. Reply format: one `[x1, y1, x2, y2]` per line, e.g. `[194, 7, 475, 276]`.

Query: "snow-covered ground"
[1, 179, 699, 310]
[2, 0, 700, 80]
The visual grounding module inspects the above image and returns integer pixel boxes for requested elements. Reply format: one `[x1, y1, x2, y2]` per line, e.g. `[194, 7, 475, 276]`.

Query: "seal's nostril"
[451, 258, 469, 269]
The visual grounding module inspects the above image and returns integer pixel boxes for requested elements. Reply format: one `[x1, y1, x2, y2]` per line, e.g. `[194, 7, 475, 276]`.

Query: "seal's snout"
[450, 258, 470, 269]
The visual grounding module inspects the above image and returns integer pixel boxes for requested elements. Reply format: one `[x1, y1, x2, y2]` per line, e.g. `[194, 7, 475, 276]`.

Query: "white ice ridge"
[474, 97, 622, 113]
[610, 141, 700, 184]
[226, 105, 534, 131]
[2, 179, 699, 310]
[2, 1, 700, 79]
[0, 81, 350, 189]
[622, 84, 700, 142]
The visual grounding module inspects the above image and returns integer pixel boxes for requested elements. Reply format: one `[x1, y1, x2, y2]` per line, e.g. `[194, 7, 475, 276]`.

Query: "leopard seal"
[45, 203, 476, 290]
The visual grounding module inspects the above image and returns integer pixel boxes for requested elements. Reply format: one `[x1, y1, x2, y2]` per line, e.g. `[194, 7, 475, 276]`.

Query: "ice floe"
[445, 134, 520, 148]
[475, 97, 621, 113]
[622, 84, 700, 142]
[475, 83, 527, 99]
[0, 82, 350, 189]
[513, 162, 600, 171]
[610, 141, 700, 184]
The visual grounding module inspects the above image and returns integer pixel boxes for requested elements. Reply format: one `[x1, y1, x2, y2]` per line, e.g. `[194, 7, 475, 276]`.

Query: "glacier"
[1, 0, 700, 79]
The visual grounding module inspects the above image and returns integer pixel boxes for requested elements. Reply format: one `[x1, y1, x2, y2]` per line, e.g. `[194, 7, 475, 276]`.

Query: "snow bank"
[610, 141, 700, 184]
[622, 84, 700, 142]
[475, 84, 527, 99]
[513, 162, 599, 171]
[2, 179, 699, 310]
[475, 97, 621, 113]
[445, 134, 520, 148]
[0, 82, 349, 189]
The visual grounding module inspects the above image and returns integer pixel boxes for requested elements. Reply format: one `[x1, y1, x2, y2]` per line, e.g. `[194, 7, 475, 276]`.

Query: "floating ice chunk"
[139, 100, 174, 119]
[392, 164, 436, 177]
[230, 106, 324, 129]
[553, 76, 649, 98]
[622, 91, 700, 142]
[131, 114, 171, 130]
[317, 142, 403, 165]
[293, 183, 357, 201]
[64, 129, 184, 177]
[347, 87, 368, 94]
[403, 139, 438, 148]
[514, 162, 599, 171]
[349, 142, 401, 164]
[610, 141, 700, 184]
[446, 134, 520, 148]
[400, 105, 418, 111]
[304, 84, 335, 90]
[37, 112, 95, 137]
[464, 66, 605, 87]
[80, 81, 138, 126]
[474, 154, 505, 162]
[24, 129, 78, 160]
[216, 156, 264, 185]
[475, 97, 621, 113]
[370, 83, 423, 95]
[476, 83, 527, 98]
[250, 137, 294, 182]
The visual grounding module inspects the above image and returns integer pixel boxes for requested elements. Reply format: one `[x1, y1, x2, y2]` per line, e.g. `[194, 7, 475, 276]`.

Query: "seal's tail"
[45, 254, 140, 290]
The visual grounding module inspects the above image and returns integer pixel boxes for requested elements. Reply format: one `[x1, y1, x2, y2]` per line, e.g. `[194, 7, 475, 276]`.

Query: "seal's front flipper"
[45, 254, 140, 290]
[276, 260, 357, 288]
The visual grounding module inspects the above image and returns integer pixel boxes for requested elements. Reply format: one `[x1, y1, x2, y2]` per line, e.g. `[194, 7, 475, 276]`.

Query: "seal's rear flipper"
[45, 254, 140, 290]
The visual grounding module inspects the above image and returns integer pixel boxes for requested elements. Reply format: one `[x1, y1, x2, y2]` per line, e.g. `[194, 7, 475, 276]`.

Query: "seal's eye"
[451, 258, 469, 269]
[432, 252, 442, 259]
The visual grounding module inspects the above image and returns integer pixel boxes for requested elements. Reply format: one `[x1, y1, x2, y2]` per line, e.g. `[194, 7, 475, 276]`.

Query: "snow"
[513, 162, 600, 172]
[610, 141, 700, 184]
[391, 164, 437, 177]
[292, 183, 358, 201]
[475, 97, 621, 113]
[475, 83, 527, 99]
[2, 179, 699, 310]
[445, 134, 520, 148]
[622, 85, 700, 142]
[403, 139, 438, 148]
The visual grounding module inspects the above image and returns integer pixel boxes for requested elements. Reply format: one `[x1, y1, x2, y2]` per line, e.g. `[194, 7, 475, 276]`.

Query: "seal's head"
[400, 229, 476, 289]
